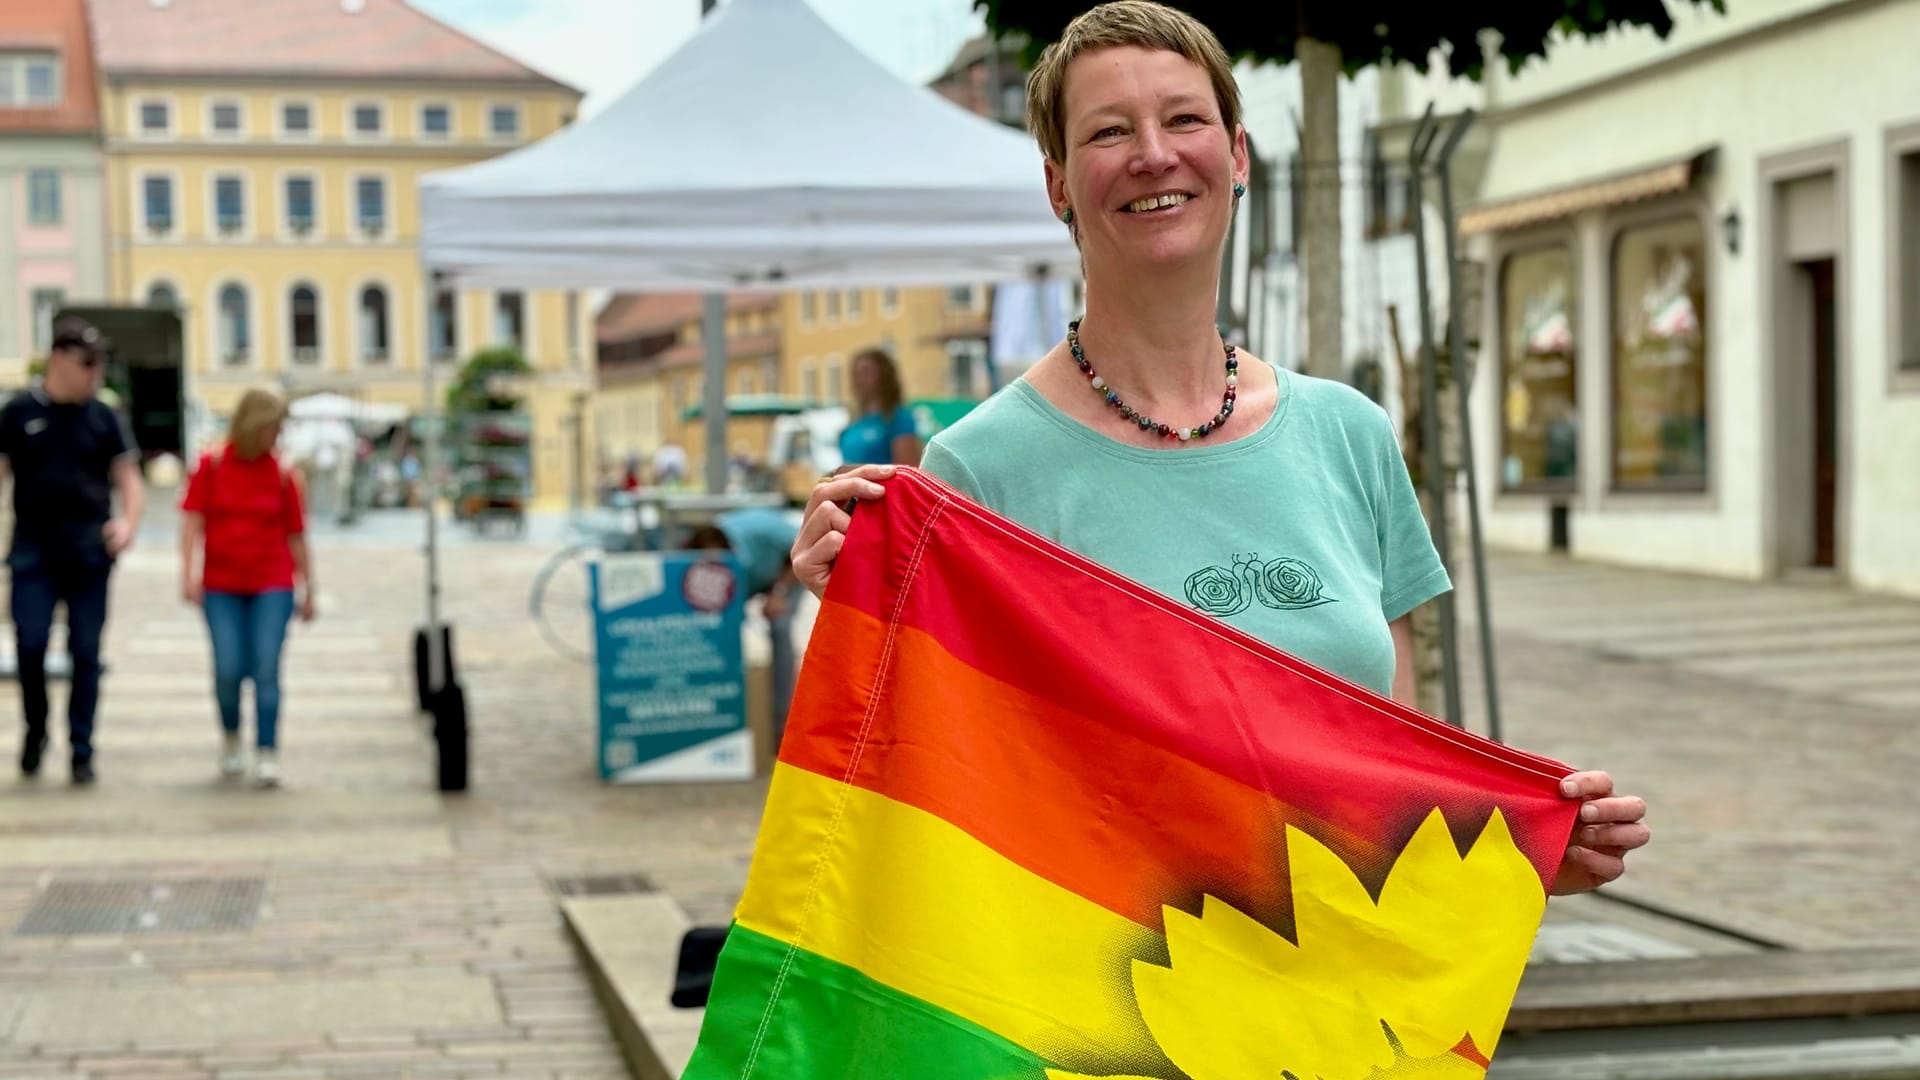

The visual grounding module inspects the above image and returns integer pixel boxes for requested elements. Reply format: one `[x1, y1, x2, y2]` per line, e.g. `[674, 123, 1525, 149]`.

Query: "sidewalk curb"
[562, 893, 701, 1080]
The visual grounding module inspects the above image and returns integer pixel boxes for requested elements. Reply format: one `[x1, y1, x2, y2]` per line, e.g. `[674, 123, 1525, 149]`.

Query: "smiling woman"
[789, 0, 1650, 1006]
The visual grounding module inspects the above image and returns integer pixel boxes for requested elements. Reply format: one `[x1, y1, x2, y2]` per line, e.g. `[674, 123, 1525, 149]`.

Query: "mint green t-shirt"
[921, 367, 1450, 697]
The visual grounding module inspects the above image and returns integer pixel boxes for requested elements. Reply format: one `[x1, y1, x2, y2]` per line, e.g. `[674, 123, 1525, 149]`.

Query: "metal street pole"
[1407, 106, 1464, 727]
[1434, 111, 1503, 743]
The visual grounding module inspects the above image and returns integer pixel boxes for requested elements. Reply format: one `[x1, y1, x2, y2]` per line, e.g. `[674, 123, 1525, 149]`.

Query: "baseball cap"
[49, 317, 109, 363]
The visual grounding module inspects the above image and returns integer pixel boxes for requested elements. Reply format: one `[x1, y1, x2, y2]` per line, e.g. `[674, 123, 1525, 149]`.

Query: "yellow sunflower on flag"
[1050, 808, 1545, 1080]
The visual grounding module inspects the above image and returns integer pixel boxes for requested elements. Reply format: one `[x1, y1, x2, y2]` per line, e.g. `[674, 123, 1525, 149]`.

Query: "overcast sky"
[410, 0, 988, 115]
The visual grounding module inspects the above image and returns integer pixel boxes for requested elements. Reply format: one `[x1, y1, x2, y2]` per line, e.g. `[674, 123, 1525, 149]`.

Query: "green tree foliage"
[446, 346, 532, 415]
[975, 0, 1724, 78]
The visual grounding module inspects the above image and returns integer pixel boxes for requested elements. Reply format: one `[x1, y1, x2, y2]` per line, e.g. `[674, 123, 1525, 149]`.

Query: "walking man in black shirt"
[0, 318, 145, 784]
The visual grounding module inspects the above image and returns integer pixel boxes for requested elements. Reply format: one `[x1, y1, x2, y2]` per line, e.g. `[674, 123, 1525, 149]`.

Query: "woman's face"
[1047, 46, 1247, 277]
[851, 356, 881, 401]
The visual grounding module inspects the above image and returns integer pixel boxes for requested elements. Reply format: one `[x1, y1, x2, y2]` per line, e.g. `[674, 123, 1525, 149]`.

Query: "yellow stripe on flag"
[737, 764, 1178, 1078]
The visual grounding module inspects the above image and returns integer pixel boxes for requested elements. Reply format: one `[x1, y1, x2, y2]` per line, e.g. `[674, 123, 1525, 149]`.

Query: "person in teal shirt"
[837, 348, 922, 467]
[788, 2, 1648, 899]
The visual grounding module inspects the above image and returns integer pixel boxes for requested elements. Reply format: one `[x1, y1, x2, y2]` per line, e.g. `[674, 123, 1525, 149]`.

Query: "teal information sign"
[590, 551, 752, 782]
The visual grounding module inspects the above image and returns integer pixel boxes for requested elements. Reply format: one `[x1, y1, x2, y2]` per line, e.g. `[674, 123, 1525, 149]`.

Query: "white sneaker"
[254, 750, 280, 789]
[220, 735, 246, 778]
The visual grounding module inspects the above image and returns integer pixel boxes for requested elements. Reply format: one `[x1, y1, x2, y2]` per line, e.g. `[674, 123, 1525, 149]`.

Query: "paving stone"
[12, 976, 499, 1044]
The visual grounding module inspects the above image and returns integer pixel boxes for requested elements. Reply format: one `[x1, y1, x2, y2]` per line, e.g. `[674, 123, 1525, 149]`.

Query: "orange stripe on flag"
[783, 601, 1391, 933]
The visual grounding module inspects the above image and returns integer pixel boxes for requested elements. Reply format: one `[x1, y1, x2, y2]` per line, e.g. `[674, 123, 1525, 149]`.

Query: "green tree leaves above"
[974, 0, 1725, 79]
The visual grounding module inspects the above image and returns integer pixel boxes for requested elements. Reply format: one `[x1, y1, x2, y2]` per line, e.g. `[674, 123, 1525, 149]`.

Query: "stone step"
[564, 891, 697, 1080]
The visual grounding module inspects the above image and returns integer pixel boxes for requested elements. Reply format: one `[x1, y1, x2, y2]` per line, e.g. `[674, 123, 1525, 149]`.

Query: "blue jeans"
[203, 590, 294, 750]
[10, 548, 113, 765]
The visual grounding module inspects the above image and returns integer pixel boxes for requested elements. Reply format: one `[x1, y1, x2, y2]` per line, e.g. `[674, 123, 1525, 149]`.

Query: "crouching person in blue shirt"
[683, 508, 803, 749]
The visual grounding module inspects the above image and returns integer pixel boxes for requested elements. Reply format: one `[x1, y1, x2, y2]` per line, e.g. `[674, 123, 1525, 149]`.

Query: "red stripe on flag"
[820, 469, 1577, 891]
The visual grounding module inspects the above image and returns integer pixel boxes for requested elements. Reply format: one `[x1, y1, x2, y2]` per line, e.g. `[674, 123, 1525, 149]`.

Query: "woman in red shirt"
[180, 390, 316, 788]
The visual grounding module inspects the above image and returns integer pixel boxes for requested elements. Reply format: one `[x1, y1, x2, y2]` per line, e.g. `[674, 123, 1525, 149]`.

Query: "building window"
[825, 290, 841, 322]
[218, 283, 250, 365]
[0, 53, 61, 107]
[142, 174, 174, 234]
[30, 289, 64, 354]
[881, 287, 899, 315]
[209, 100, 242, 136]
[285, 175, 316, 235]
[1000, 81, 1024, 124]
[139, 98, 171, 136]
[488, 104, 520, 139]
[359, 285, 390, 363]
[281, 100, 313, 137]
[352, 102, 384, 137]
[737, 370, 755, 395]
[146, 282, 178, 309]
[26, 57, 56, 104]
[947, 284, 978, 312]
[213, 175, 245, 236]
[290, 284, 321, 363]
[826, 357, 843, 403]
[1897, 145, 1920, 373]
[846, 289, 863, 320]
[420, 103, 451, 138]
[1611, 217, 1709, 491]
[26, 169, 60, 225]
[802, 362, 818, 401]
[800, 291, 816, 326]
[495, 291, 524, 350]
[355, 176, 386, 236]
[1498, 246, 1578, 492]
[430, 290, 458, 362]
[1365, 135, 1413, 239]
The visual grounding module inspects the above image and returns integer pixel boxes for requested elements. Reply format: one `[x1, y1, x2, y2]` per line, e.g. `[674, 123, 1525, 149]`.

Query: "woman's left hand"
[1551, 770, 1649, 895]
[298, 592, 317, 623]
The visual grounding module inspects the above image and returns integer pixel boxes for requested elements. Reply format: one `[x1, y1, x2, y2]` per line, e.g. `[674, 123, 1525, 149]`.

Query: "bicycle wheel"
[529, 542, 599, 663]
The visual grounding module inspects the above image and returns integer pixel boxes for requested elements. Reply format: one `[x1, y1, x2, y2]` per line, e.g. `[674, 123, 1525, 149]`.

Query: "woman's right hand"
[792, 464, 895, 599]
[182, 577, 203, 605]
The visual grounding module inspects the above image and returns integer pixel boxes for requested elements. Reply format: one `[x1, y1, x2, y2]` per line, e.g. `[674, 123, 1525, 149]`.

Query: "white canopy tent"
[419, 0, 1074, 292]
[419, 0, 1078, 496]
[413, 0, 1078, 700]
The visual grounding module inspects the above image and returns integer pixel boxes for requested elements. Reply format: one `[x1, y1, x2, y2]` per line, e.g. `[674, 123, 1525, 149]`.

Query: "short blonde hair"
[229, 389, 288, 461]
[1025, 1, 1242, 165]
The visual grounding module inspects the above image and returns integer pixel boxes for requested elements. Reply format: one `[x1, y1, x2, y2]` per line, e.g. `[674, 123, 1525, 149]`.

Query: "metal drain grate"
[549, 873, 655, 898]
[15, 877, 265, 936]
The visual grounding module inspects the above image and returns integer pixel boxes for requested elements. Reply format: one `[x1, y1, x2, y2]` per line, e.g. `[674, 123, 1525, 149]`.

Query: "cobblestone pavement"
[1457, 553, 1919, 950]
[0, 506, 1911, 1078]
[0, 504, 763, 1079]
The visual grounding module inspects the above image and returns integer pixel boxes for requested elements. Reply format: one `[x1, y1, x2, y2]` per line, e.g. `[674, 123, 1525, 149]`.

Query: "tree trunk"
[1297, 33, 1343, 381]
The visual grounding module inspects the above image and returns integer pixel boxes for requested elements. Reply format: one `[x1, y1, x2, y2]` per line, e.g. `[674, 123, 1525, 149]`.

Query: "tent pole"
[702, 293, 728, 494]
[423, 269, 445, 694]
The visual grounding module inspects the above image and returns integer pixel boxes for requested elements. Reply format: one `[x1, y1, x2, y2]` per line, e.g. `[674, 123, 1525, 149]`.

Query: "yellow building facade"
[596, 293, 783, 484]
[93, 1, 591, 505]
[778, 285, 990, 408]
[595, 285, 993, 493]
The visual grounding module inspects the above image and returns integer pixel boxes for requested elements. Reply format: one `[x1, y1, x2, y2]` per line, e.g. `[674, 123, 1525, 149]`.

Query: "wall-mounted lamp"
[1721, 207, 1741, 256]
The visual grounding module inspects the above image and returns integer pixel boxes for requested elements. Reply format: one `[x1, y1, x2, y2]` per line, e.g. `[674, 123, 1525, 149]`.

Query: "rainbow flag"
[686, 469, 1579, 1080]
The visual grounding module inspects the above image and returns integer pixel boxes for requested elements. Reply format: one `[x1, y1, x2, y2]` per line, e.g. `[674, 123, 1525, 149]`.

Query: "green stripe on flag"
[685, 924, 1054, 1079]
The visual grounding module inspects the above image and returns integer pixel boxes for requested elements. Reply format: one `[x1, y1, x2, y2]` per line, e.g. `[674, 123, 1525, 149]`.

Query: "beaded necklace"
[1067, 318, 1237, 443]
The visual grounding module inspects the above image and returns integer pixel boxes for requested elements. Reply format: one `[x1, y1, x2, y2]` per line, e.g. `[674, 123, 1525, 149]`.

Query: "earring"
[1233, 182, 1246, 200]
[1060, 207, 1074, 225]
